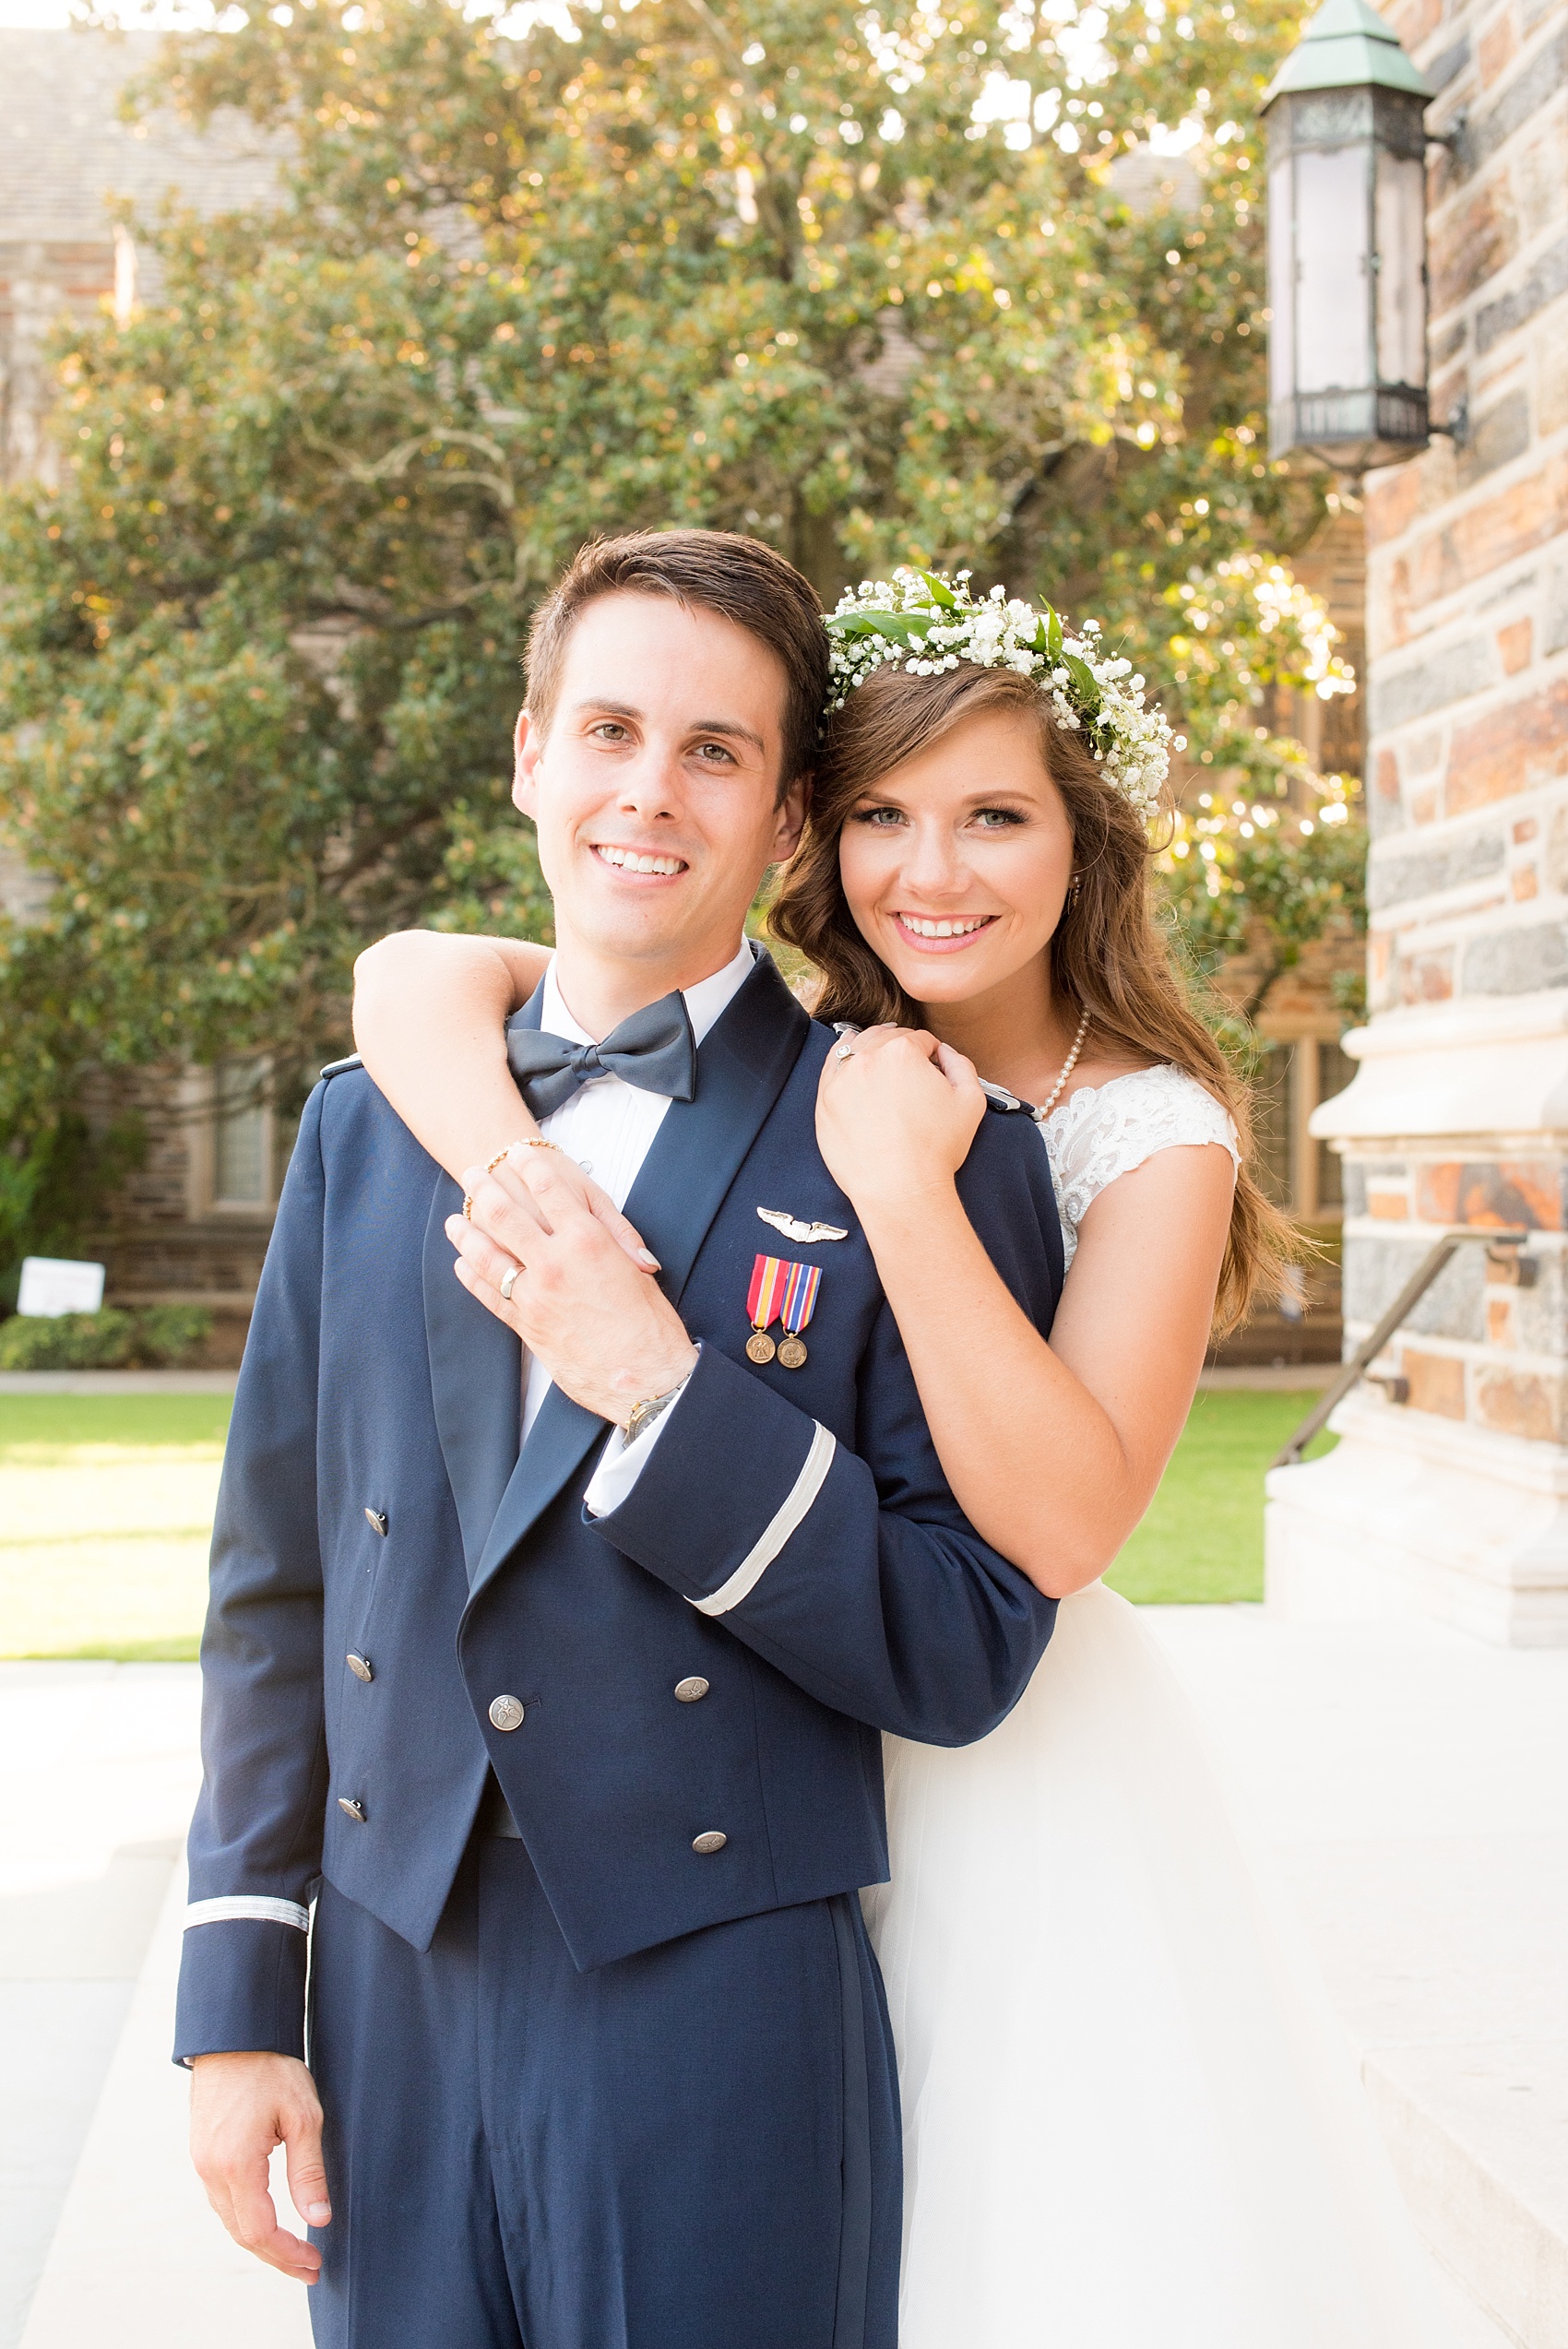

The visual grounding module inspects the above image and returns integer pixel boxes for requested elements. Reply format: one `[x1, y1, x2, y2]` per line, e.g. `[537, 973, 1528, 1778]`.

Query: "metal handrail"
[1270, 1227, 1531, 1469]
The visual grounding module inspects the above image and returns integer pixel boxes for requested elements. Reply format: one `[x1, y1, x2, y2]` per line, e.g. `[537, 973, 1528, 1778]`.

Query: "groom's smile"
[590, 843, 689, 879]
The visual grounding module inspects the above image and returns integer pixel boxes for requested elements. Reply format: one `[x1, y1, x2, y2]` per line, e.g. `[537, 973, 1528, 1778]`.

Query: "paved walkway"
[0, 1664, 305, 2348]
[4, 1614, 1558, 2345]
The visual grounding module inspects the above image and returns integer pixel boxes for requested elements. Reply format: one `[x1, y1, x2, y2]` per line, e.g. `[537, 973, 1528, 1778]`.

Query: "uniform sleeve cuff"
[173, 1913, 310, 2067]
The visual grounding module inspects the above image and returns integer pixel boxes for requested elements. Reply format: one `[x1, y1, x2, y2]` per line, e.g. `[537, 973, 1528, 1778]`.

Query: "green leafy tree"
[0, 0, 1360, 1216]
[1159, 776, 1365, 1023]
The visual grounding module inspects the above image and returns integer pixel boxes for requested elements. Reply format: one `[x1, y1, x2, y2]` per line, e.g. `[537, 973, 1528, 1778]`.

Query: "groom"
[176, 528, 1063, 2348]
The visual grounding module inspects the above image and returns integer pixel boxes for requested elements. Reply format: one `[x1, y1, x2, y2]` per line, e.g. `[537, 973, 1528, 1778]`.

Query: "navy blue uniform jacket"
[174, 953, 1064, 2063]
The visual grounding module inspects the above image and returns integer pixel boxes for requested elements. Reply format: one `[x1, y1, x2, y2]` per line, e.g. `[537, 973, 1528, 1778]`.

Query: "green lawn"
[0, 1392, 234, 1456]
[1105, 1387, 1336, 1605]
[0, 1393, 232, 1661]
[0, 1385, 1335, 1656]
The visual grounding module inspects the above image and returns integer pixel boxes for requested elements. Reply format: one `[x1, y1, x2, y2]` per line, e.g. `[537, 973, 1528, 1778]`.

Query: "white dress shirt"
[519, 937, 756, 1514]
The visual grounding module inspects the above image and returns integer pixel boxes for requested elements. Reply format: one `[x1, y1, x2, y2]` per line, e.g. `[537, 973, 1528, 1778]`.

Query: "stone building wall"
[0, 30, 277, 483]
[69, 1068, 278, 1365]
[1266, 0, 1568, 1643]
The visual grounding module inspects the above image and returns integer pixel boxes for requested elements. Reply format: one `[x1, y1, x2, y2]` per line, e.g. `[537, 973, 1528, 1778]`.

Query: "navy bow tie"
[505, 992, 698, 1119]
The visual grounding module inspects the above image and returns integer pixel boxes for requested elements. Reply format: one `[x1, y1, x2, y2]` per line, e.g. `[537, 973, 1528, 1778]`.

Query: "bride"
[351, 569, 1458, 2345]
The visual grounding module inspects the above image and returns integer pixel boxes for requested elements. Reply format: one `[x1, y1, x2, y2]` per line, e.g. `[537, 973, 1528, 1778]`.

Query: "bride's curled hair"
[769, 661, 1294, 1336]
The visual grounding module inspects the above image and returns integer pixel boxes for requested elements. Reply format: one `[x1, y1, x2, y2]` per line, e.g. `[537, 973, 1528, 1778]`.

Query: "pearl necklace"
[1033, 1007, 1091, 1124]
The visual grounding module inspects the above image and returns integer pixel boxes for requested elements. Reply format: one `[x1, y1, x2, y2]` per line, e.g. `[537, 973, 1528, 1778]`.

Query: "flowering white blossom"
[824, 566, 1173, 820]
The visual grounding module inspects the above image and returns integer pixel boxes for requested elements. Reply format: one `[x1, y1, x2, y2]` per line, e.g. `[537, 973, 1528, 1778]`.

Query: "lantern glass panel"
[1267, 158, 1296, 404]
[1293, 144, 1371, 393]
[1374, 148, 1426, 386]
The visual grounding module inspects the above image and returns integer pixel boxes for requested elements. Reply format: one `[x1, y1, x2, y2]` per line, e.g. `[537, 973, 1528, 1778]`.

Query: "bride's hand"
[815, 1026, 987, 1217]
[466, 1145, 661, 1300]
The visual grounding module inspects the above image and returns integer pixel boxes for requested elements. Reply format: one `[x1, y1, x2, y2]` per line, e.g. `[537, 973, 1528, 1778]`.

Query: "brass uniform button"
[692, 1831, 728, 1855]
[489, 1694, 526, 1733]
[673, 1677, 710, 1703]
[347, 1653, 373, 1684]
[338, 1797, 366, 1822]
[364, 1508, 388, 1536]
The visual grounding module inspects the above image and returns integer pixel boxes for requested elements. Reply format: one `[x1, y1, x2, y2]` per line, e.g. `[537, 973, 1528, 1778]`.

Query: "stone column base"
[1265, 1391, 1568, 1646]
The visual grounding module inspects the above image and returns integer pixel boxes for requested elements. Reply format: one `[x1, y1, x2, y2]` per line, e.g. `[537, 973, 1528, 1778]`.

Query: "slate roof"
[0, 26, 280, 247]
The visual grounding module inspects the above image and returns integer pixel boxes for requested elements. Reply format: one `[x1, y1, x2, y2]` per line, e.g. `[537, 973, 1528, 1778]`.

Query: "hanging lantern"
[1262, 0, 1435, 473]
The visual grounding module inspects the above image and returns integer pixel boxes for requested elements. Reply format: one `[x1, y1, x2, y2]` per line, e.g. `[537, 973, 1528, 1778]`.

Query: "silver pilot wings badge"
[757, 1206, 849, 1245]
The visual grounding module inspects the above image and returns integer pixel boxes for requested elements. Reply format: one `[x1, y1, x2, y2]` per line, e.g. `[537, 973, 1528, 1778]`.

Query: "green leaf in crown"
[1060, 652, 1102, 717]
[913, 568, 960, 610]
[825, 610, 936, 646]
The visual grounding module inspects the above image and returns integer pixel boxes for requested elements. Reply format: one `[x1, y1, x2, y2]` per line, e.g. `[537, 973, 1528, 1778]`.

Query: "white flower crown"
[824, 567, 1174, 820]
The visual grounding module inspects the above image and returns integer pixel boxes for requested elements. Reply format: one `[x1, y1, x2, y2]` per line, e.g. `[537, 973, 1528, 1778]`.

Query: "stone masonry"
[0, 29, 277, 483]
[1265, 0, 1568, 1643]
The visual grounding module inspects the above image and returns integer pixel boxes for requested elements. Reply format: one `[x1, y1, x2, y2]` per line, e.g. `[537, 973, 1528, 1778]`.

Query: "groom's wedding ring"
[499, 1263, 520, 1302]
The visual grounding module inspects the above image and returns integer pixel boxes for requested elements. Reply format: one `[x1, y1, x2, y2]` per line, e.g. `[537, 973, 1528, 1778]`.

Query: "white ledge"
[1313, 993, 1568, 1143]
[1275, 1387, 1568, 1501]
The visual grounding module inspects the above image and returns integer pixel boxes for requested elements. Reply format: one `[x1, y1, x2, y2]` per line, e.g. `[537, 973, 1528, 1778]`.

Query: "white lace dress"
[862, 1067, 1459, 2348]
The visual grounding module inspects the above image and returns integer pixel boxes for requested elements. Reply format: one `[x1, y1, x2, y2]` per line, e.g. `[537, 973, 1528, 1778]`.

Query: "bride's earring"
[1068, 872, 1082, 910]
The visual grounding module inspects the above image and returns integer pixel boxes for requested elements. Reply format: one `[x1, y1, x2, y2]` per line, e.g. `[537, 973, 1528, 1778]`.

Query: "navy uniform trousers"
[306, 1830, 899, 2349]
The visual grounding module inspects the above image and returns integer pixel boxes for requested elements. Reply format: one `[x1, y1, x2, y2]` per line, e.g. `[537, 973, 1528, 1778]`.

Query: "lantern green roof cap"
[1263, 0, 1434, 103]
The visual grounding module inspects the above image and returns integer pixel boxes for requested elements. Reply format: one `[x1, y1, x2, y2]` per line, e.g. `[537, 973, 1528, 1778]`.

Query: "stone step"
[1368, 2046, 1568, 2349]
[1146, 1606, 1568, 2349]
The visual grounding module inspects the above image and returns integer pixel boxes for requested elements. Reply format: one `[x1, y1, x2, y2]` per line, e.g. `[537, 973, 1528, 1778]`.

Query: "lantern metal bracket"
[1428, 394, 1469, 447]
[1425, 107, 1467, 151]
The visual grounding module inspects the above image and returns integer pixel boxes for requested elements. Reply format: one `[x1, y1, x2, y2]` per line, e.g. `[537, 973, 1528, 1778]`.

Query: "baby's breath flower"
[823, 567, 1172, 820]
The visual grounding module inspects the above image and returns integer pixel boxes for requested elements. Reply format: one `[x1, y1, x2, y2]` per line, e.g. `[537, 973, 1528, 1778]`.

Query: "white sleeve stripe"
[691, 1421, 837, 1618]
[184, 1895, 309, 1934]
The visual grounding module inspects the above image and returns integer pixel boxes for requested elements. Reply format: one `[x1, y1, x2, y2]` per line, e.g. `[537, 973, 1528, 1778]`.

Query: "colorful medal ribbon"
[746, 1254, 821, 1369]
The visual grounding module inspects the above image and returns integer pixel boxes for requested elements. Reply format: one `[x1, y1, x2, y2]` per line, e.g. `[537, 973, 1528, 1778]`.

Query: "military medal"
[778, 1260, 821, 1367]
[746, 1253, 785, 1361]
[747, 1253, 821, 1370]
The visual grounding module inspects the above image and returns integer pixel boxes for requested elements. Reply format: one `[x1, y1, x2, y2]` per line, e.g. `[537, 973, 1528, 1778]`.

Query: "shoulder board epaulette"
[979, 1077, 1039, 1118]
[319, 1053, 364, 1080]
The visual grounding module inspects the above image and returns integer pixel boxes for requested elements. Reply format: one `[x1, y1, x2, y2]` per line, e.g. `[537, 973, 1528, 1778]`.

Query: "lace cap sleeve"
[1042, 1064, 1239, 1267]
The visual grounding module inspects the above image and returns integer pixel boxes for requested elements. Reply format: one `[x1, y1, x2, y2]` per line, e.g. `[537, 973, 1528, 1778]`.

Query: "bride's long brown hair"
[769, 662, 1293, 1335]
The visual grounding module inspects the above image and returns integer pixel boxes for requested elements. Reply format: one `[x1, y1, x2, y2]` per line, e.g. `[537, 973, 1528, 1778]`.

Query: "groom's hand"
[449, 1149, 698, 1424]
[189, 2049, 330, 2283]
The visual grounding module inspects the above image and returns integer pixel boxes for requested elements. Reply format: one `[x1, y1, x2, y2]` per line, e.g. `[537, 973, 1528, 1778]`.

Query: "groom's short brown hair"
[524, 530, 826, 794]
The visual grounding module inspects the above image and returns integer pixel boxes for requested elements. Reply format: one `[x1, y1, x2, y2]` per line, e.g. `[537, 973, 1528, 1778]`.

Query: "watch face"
[627, 1391, 669, 1442]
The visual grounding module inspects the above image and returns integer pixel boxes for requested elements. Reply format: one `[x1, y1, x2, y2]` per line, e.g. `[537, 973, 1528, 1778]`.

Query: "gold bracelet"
[463, 1137, 558, 1220]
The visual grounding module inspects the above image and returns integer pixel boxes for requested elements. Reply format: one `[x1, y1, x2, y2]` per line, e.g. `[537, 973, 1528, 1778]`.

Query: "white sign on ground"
[17, 1257, 106, 1317]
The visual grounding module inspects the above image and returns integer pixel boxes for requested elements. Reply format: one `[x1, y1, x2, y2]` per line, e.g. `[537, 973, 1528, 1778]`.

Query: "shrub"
[0, 1310, 137, 1370]
[0, 1304, 213, 1371]
[136, 1306, 216, 1365]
